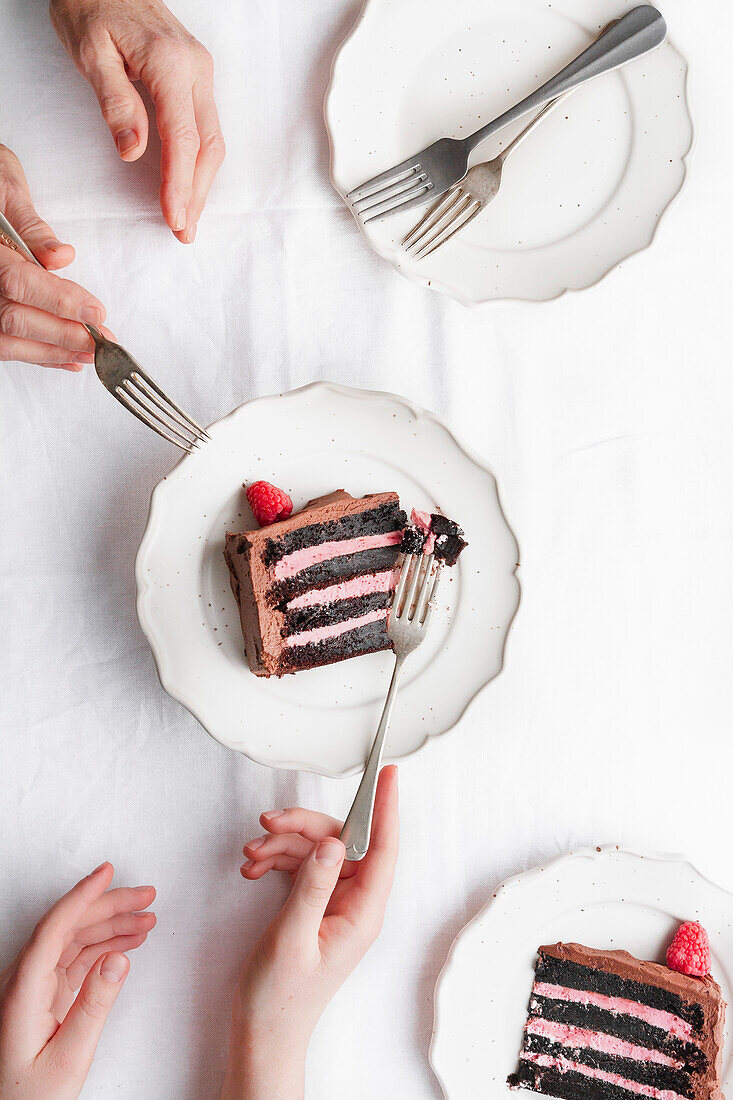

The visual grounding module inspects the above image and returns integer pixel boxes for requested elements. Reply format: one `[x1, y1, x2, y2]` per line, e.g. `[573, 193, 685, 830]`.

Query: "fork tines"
[347, 162, 432, 223]
[402, 186, 481, 259]
[114, 370, 211, 455]
[392, 552, 442, 624]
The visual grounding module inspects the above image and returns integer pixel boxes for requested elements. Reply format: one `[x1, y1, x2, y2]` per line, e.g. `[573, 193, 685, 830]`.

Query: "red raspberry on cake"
[246, 481, 293, 528]
[667, 920, 711, 977]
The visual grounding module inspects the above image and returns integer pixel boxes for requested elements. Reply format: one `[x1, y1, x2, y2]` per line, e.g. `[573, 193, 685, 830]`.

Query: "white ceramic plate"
[136, 383, 519, 776]
[325, 0, 693, 305]
[430, 847, 733, 1098]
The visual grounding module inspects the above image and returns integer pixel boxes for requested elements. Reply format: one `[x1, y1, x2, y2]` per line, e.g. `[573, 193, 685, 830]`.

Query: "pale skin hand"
[0, 862, 156, 1100]
[221, 766, 399, 1100]
[50, 0, 226, 243]
[0, 145, 115, 370]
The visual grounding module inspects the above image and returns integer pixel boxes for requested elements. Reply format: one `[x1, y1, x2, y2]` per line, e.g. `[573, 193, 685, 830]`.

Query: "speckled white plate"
[325, 0, 693, 305]
[135, 382, 520, 776]
[430, 847, 733, 1098]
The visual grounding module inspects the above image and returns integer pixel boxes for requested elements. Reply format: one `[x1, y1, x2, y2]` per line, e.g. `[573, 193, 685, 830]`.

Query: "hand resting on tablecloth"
[221, 765, 399, 1100]
[0, 145, 117, 371]
[0, 862, 155, 1100]
[50, 0, 226, 244]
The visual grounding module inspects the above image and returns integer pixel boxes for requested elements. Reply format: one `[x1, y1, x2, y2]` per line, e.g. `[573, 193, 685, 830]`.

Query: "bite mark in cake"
[508, 940, 726, 1100]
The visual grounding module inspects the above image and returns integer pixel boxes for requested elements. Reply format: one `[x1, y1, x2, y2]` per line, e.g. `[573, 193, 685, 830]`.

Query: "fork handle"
[340, 654, 405, 861]
[466, 5, 666, 154]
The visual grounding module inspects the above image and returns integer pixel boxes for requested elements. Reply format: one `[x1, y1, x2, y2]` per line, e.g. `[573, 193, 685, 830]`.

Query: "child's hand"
[0, 862, 155, 1100]
[222, 766, 399, 1100]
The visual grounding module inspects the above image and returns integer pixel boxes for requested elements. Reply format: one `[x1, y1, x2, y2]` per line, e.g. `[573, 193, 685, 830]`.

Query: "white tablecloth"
[2, 1, 733, 1097]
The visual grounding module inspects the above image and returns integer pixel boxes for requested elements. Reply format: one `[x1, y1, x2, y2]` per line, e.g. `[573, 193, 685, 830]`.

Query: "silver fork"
[0, 211, 209, 455]
[340, 552, 442, 861]
[403, 95, 568, 258]
[347, 5, 666, 223]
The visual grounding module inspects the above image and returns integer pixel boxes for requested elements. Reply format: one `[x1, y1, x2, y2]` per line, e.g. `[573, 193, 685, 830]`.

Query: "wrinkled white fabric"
[1, 0, 732, 1097]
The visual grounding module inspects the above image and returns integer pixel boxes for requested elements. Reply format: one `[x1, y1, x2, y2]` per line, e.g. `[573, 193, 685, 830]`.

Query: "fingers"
[0, 250, 104, 325]
[64, 933, 149, 993]
[260, 807, 344, 844]
[183, 78, 225, 242]
[47, 953, 129, 1078]
[81, 884, 156, 928]
[276, 839, 346, 950]
[0, 144, 75, 270]
[244, 832, 313, 864]
[81, 39, 149, 162]
[58, 910, 157, 968]
[241, 832, 358, 881]
[20, 863, 115, 984]
[0, 299, 97, 355]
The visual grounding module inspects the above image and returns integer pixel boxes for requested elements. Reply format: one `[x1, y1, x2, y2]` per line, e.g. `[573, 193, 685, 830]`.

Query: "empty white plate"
[136, 382, 520, 776]
[326, 0, 693, 304]
[430, 847, 733, 1098]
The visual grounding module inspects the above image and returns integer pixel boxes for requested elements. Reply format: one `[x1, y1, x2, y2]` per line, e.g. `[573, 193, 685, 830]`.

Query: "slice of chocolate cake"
[224, 491, 406, 676]
[509, 942, 725, 1100]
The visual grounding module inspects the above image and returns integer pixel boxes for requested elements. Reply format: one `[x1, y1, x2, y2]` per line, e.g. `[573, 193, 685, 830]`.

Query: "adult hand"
[50, 0, 226, 243]
[0, 862, 156, 1100]
[0, 145, 110, 370]
[221, 766, 399, 1100]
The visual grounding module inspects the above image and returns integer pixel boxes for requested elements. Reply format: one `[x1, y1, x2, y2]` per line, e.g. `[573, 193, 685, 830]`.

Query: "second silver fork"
[340, 552, 442, 861]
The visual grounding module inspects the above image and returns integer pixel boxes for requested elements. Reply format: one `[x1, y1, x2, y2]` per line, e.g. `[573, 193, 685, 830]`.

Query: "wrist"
[221, 1023, 309, 1100]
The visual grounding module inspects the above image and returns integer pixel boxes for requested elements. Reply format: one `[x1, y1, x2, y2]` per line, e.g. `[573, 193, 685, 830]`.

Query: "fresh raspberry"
[666, 921, 711, 977]
[246, 481, 293, 527]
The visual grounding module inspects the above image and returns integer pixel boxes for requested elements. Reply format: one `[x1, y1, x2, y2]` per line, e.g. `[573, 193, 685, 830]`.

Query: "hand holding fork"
[341, 553, 442, 861]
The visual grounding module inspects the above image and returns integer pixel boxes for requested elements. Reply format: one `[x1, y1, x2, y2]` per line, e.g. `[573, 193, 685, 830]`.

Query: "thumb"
[83, 43, 149, 162]
[277, 838, 345, 947]
[49, 953, 129, 1074]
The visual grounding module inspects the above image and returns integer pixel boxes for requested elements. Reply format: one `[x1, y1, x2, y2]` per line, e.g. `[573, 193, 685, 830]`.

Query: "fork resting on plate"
[348, 5, 667, 223]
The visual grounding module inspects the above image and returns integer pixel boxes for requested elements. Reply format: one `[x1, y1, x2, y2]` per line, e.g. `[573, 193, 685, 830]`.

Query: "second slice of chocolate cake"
[509, 942, 725, 1100]
[224, 491, 407, 676]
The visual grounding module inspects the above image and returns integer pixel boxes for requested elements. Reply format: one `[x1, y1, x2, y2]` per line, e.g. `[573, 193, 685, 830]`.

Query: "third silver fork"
[340, 553, 442, 861]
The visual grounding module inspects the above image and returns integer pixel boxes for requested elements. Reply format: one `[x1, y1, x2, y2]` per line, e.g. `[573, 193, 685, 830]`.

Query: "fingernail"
[315, 839, 344, 867]
[74, 352, 94, 364]
[185, 222, 197, 243]
[116, 129, 138, 156]
[245, 836, 266, 851]
[100, 953, 128, 983]
[134, 884, 155, 893]
[43, 238, 63, 253]
[81, 306, 103, 325]
[241, 859, 255, 871]
[174, 207, 187, 231]
[91, 861, 109, 875]
[261, 810, 284, 822]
